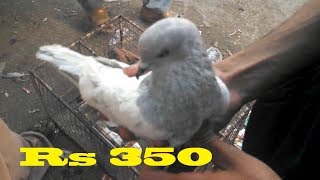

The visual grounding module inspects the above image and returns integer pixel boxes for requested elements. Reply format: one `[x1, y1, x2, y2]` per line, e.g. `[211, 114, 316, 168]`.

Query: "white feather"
[36, 45, 167, 140]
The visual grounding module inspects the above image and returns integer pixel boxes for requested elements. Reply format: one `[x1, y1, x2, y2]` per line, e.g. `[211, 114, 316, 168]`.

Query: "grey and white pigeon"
[35, 18, 229, 146]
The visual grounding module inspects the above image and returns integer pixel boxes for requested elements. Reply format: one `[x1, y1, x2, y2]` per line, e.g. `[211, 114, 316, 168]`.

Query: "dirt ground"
[0, 0, 306, 179]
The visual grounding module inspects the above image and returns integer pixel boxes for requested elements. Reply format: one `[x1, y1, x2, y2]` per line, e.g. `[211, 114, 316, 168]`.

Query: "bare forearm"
[214, 0, 320, 105]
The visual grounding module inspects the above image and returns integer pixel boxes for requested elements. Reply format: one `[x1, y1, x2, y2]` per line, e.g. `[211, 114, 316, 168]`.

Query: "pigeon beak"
[136, 66, 147, 79]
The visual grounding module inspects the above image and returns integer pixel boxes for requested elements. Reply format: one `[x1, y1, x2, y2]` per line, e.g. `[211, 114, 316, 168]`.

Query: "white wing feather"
[36, 45, 167, 140]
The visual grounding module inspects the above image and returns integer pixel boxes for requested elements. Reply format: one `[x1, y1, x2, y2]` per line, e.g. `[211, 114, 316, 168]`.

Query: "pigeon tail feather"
[36, 44, 94, 77]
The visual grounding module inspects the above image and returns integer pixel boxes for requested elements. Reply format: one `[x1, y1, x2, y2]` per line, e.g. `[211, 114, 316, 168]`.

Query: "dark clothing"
[242, 65, 320, 179]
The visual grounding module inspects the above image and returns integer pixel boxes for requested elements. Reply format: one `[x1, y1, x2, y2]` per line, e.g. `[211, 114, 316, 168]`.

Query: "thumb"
[123, 63, 139, 77]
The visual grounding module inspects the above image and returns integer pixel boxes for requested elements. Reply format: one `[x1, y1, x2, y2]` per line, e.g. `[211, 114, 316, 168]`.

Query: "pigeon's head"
[136, 18, 204, 79]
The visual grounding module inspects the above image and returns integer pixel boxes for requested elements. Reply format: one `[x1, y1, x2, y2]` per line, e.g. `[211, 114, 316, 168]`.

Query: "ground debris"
[54, 8, 61, 12]
[233, 38, 241, 45]
[9, 37, 25, 45]
[1, 72, 30, 81]
[68, 12, 78, 17]
[203, 20, 211, 28]
[0, 62, 6, 74]
[228, 29, 242, 36]
[28, 109, 40, 114]
[226, 49, 233, 56]
[9, 38, 17, 45]
[212, 41, 219, 47]
[238, 7, 245, 12]
[207, 46, 223, 63]
[22, 86, 32, 94]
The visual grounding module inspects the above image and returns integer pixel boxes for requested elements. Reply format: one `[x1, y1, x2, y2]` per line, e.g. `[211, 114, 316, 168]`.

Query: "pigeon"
[35, 18, 229, 146]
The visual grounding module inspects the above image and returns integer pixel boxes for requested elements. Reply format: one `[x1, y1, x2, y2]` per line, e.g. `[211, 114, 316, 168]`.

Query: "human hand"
[123, 63, 139, 77]
[98, 111, 137, 141]
[139, 136, 280, 180]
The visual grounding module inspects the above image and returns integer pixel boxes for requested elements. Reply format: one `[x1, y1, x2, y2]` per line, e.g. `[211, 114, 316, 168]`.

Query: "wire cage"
[220, 101, 254, 145]
[30, 15, 252, 178]
[30, 15, 142, 180]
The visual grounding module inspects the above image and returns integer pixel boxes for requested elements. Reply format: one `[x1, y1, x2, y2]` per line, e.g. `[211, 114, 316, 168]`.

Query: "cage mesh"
[31, 15, 141, 180]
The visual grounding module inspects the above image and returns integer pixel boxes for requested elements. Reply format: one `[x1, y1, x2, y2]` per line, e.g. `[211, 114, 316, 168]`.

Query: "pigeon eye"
[157, 49, 170, 58]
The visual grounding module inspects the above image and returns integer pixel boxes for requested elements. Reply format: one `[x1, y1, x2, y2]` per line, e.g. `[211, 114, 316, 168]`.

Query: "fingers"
[97, 111, 137, 141]
[139, 166, 230, 180]
[123, 63, 139, 77]
[139, 166, 176, 180]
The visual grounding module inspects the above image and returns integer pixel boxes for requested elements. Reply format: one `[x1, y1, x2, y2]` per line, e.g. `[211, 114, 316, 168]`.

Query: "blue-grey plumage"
[136, 18, 229, 145]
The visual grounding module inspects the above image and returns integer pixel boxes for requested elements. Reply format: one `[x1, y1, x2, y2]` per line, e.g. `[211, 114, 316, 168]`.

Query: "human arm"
[213, 0, 320, 117]
[139, 135, 280, 180]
